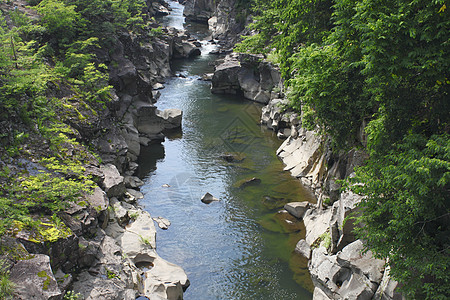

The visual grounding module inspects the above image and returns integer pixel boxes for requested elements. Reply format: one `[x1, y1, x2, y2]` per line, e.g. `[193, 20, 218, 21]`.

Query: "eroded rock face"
[309, 245, 379, 300]
[277, 132, 325, 191]
[211, 53, 283, 104]
[101, 164, 126, 198]
[10, 254, 62, 300]
[183, 0, 216, 23]
[73, 271, 135, 300]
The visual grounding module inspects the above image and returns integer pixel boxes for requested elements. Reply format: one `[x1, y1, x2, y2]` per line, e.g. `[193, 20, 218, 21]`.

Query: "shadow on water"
[137, 143, 165, 178]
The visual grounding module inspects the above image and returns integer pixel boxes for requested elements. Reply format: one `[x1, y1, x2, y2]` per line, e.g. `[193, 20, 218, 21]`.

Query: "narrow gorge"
[0, 0, 447, 300]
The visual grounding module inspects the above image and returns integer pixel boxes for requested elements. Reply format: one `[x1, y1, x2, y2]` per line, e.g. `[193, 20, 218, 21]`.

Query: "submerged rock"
[261, 196, 286, 210]
[201, 192, 220, 204]
[220, 152, 246, 163]
[236, 177, 261, 188]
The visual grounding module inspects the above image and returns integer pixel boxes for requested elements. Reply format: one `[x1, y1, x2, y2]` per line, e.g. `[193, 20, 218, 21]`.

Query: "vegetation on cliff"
[237, 0, 449, 298]
[0, 0, 155, 240]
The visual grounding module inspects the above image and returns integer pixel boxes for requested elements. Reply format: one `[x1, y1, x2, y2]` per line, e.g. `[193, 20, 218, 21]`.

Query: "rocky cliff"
[184, 0, 248, 47]
[211, 53, 282, 104]
[0, 1, 200, 299]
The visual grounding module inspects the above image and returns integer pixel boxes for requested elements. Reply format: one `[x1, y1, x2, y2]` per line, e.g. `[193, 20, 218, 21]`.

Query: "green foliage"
[0, 270, 14, 299]
[63, 290, 82, 300]
[148, 26, 163, 38]
[235, 0, 333, 75]
[240, 0, 449, 297]
[36, 0, 79, 46]
[106, 268, 117, 279]
[287, 44, 369, 148]
[139, 235, 151, 246]
[0, 258, 14, 299]
[0, 0, 149, 242]
[351, 133, 450, 298]
[311, 230, 331, 251]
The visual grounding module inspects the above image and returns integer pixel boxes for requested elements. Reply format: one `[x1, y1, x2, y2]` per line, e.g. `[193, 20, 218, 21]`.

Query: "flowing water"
[138, 2, 315, 299]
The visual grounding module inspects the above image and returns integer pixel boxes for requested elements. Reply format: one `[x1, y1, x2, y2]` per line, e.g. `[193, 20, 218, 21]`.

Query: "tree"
[237, 0, 450, 297]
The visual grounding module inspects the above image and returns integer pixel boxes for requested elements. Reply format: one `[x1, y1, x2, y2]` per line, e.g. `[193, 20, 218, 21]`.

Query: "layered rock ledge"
[1, 1, 193, 299]
[259, 82, 404, 300]
[211, 53, 283, 104]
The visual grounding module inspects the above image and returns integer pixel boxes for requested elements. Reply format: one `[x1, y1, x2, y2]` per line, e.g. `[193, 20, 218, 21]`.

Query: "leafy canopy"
[237, 0, 449, 297]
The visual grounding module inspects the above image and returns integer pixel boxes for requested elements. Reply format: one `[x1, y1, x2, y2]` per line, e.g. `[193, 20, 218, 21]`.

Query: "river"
[137, 1, 315, 299]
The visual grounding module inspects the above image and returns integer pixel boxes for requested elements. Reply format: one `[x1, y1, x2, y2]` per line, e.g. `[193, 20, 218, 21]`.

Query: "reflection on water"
[138, 1, 315, 299]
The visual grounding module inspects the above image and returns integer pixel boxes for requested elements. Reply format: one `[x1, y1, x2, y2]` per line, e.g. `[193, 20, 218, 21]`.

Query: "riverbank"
[209, 50, 404, 300]
[187, 1, 405, 296]
[0, 1, 197, 299]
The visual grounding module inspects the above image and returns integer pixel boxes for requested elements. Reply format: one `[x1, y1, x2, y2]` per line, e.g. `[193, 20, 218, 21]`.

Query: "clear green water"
[138, 2, 315, 299]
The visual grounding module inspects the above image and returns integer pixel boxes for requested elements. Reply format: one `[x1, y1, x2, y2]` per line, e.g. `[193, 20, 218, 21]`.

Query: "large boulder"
[101, 164, 126, 198]
[295, 239, 311, 260]
[309, 241, 386, 300]
[211, 53, 282, 104]
[156, 108, 183, 129]
[284, 202, 310, 219]
[72, 271, 135, 300]
[173, 39, 201, 58]
[142, 254, 190, 300]
[211, 56, 241, 94]
[10, 254, 62, 300]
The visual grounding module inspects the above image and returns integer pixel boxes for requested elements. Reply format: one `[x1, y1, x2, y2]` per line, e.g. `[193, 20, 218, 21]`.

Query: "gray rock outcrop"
[101, 164, 126, 198]
[309, 241, 386, 300]
[284, 202, 310, 219]
[184, 0, 249, 46]
[10, 254, 62, 300]
[259, 89, 402, 299]
[184, 0, 215, 23]
[73, 198, 189, 300]
[211, 53, 283, 104]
